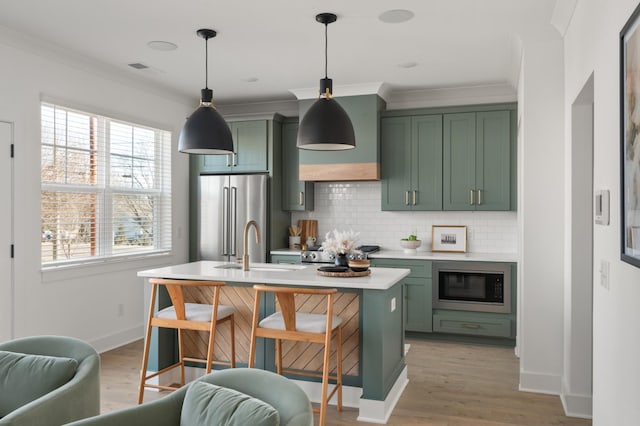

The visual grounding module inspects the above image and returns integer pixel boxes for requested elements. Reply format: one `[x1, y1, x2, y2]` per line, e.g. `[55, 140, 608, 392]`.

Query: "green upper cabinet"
[381, 115, 443, 210]
[201, 120, 268, 173]
[298, 94, 385, 181]
[443, 110, 512, 211]
[282, 119, 314, 211]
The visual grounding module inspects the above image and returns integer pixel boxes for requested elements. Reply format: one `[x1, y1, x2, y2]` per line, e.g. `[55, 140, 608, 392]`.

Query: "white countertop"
[138, 260, 410, 291]
[270, 248, 517, 263]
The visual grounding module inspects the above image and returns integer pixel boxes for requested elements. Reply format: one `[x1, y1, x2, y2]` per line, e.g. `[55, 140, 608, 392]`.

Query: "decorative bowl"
[348, 259, 370, 272]
[400, 239, 422, 253]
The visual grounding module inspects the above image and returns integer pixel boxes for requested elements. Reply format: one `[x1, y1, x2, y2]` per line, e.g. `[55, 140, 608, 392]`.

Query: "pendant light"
[297, 13, 355, 150]
[178, 29, 233, 154]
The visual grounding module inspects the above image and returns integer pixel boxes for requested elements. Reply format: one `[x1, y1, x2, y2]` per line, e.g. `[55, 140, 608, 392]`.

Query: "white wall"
[0, 36, 192, 352]
[565, 1, 640, 423]
[517, 37, 566, 393]
[292, 181, 518, 254]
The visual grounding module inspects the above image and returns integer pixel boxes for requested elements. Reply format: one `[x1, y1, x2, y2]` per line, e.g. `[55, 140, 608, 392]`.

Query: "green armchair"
[68, 368, 313, 426]
[0, 335, 100, 426]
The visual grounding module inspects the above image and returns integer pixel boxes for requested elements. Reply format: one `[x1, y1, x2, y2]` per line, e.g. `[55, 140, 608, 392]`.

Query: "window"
[41, 102, 172, 266]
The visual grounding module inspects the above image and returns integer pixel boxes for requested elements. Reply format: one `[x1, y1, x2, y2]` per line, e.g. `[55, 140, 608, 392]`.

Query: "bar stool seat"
[249, 284, 343, 426]
[259, 312, 343, 333]
[157, 303, 235, 322]
[138, 278, 236, 404]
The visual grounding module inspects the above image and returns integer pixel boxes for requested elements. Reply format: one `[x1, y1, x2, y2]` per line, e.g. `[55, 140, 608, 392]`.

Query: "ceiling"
[0, 0, 561, 106]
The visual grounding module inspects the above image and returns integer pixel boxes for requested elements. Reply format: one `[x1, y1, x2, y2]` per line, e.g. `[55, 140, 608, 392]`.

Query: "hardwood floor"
[100, 338, 592, 425]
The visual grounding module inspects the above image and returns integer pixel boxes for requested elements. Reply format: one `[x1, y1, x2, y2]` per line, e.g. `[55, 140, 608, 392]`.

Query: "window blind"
[41, 103, 172, 266]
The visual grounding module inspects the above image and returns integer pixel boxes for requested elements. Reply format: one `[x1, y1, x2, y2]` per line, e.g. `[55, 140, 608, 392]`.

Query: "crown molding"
[289, 82, 391, 101]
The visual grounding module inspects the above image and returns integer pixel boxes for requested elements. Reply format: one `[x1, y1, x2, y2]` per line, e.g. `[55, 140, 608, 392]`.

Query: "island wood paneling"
[181, 285, 360, 376]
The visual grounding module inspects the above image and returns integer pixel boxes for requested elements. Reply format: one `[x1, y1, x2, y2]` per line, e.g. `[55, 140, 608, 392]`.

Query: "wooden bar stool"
[138, 278, 235, 403]
[248, 284, 343, 426]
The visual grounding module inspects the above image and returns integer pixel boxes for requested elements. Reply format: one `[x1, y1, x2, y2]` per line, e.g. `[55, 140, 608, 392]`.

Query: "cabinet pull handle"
[469, 190, 475, 205]
[405, 191, 410, 206]
[477, 189, 482, 205]
[226, 154, 231, 167]
[233, 152, 238, 167]
[412, 190, 417, 206]
[462, 323, 481, 329]
[299, 191, 304, 206]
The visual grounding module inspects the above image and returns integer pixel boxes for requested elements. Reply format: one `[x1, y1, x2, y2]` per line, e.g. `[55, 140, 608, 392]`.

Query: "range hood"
[294, 90, 386, 181]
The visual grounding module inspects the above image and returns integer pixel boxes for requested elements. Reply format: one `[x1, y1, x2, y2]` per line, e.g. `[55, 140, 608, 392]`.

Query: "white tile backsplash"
[291, 181, 518, 253]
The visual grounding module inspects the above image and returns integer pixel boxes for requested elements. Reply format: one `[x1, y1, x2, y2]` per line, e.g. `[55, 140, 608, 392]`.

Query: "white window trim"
[40, 101, 173, 269]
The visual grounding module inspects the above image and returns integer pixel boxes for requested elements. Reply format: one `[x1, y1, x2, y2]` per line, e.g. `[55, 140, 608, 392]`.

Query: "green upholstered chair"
[68, 368, 314, 426]
[0, 335, 100, 426]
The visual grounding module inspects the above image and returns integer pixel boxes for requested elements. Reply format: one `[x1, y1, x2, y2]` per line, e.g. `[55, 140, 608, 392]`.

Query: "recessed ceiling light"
[147, 41, 178, 51]
[243, 77, 259, 83]
[398, 61, 418, 69]
[378, 9, 415, 24]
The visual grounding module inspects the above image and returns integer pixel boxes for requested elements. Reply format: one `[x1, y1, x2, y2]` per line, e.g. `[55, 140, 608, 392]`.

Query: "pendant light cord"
[324, 22, 328, 79]
[204, 37, 209, 89]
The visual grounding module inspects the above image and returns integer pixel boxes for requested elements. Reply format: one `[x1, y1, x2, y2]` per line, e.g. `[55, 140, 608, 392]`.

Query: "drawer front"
[432, 313, 512, 338]
[370, 259, 431, 278]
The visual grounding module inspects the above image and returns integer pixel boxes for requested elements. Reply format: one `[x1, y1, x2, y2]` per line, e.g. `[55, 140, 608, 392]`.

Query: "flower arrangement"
[321, 229, 359, 255]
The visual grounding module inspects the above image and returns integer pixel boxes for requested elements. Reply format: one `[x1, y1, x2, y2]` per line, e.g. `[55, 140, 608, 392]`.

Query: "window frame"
[40, 101, 173, 270]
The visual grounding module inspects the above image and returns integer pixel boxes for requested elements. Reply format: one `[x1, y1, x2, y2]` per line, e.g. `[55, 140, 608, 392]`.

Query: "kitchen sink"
[215, 264, 243, 270]
[214, 263, 305, 272]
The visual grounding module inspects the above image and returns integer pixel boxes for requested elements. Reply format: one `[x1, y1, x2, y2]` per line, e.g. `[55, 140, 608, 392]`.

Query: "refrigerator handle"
[222, 186, 229, 256]
[231, 186, 238, 256]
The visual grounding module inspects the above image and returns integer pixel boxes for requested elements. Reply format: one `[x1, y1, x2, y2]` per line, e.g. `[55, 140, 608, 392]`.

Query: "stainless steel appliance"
[198, 174, 267, 262]
[300, 245, 379, 264]
[300, 249, 335, 264]
[433, 262, 511, 313]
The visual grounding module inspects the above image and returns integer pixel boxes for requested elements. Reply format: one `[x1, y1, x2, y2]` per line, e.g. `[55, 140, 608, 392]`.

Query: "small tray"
[317, 268, 371, 278]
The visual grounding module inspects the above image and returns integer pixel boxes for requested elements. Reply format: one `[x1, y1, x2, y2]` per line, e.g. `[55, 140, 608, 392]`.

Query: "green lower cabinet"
[370, 258, 432, 332]
[432, 311, 513, 338]
[270, 254, 301, 264]
[404, 278, 432, 332]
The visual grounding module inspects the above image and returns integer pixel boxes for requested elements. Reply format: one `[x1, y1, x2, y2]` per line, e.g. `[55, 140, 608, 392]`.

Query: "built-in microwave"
[432, 262, 511, 314]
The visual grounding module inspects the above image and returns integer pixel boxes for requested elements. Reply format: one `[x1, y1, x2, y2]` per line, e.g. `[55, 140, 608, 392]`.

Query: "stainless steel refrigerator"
[197, 173, 268, 262]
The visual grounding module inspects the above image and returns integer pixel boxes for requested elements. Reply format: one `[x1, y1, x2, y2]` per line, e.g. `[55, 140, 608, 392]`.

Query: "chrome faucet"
[243, 220, 261, 271]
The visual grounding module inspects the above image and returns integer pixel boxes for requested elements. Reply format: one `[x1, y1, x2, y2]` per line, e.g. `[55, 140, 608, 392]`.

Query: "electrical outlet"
[390, 297, 396, 312]
[600, 260, 610, 290]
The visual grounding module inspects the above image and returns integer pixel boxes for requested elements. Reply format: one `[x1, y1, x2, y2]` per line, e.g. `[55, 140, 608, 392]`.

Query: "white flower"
[321, 229, 359, 255]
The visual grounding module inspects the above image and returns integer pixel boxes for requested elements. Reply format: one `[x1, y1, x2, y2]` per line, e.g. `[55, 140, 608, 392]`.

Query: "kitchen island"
[138, 261, 410, 424]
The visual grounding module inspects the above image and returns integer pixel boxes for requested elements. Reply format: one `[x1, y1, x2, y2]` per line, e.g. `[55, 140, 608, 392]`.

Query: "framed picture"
[620, 4, 640, 268]
[432, 225, 467, 253]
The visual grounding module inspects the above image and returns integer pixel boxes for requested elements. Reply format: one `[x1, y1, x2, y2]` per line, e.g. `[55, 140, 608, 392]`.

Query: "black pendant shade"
[178, 29, 234, 154]
[297, 13, 355, 150]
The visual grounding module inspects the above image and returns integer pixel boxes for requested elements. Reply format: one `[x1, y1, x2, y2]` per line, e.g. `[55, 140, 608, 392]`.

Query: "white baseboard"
[357, 366, 409, 424]
[290, 379, 362, 408]
[561, 392, 592, 419]
[90, 324, 143, 354]
[519, 370, 562, 395]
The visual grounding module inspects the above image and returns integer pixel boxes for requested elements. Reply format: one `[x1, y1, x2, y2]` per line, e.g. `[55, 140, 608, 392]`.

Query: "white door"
[0, 121, 14, 342]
